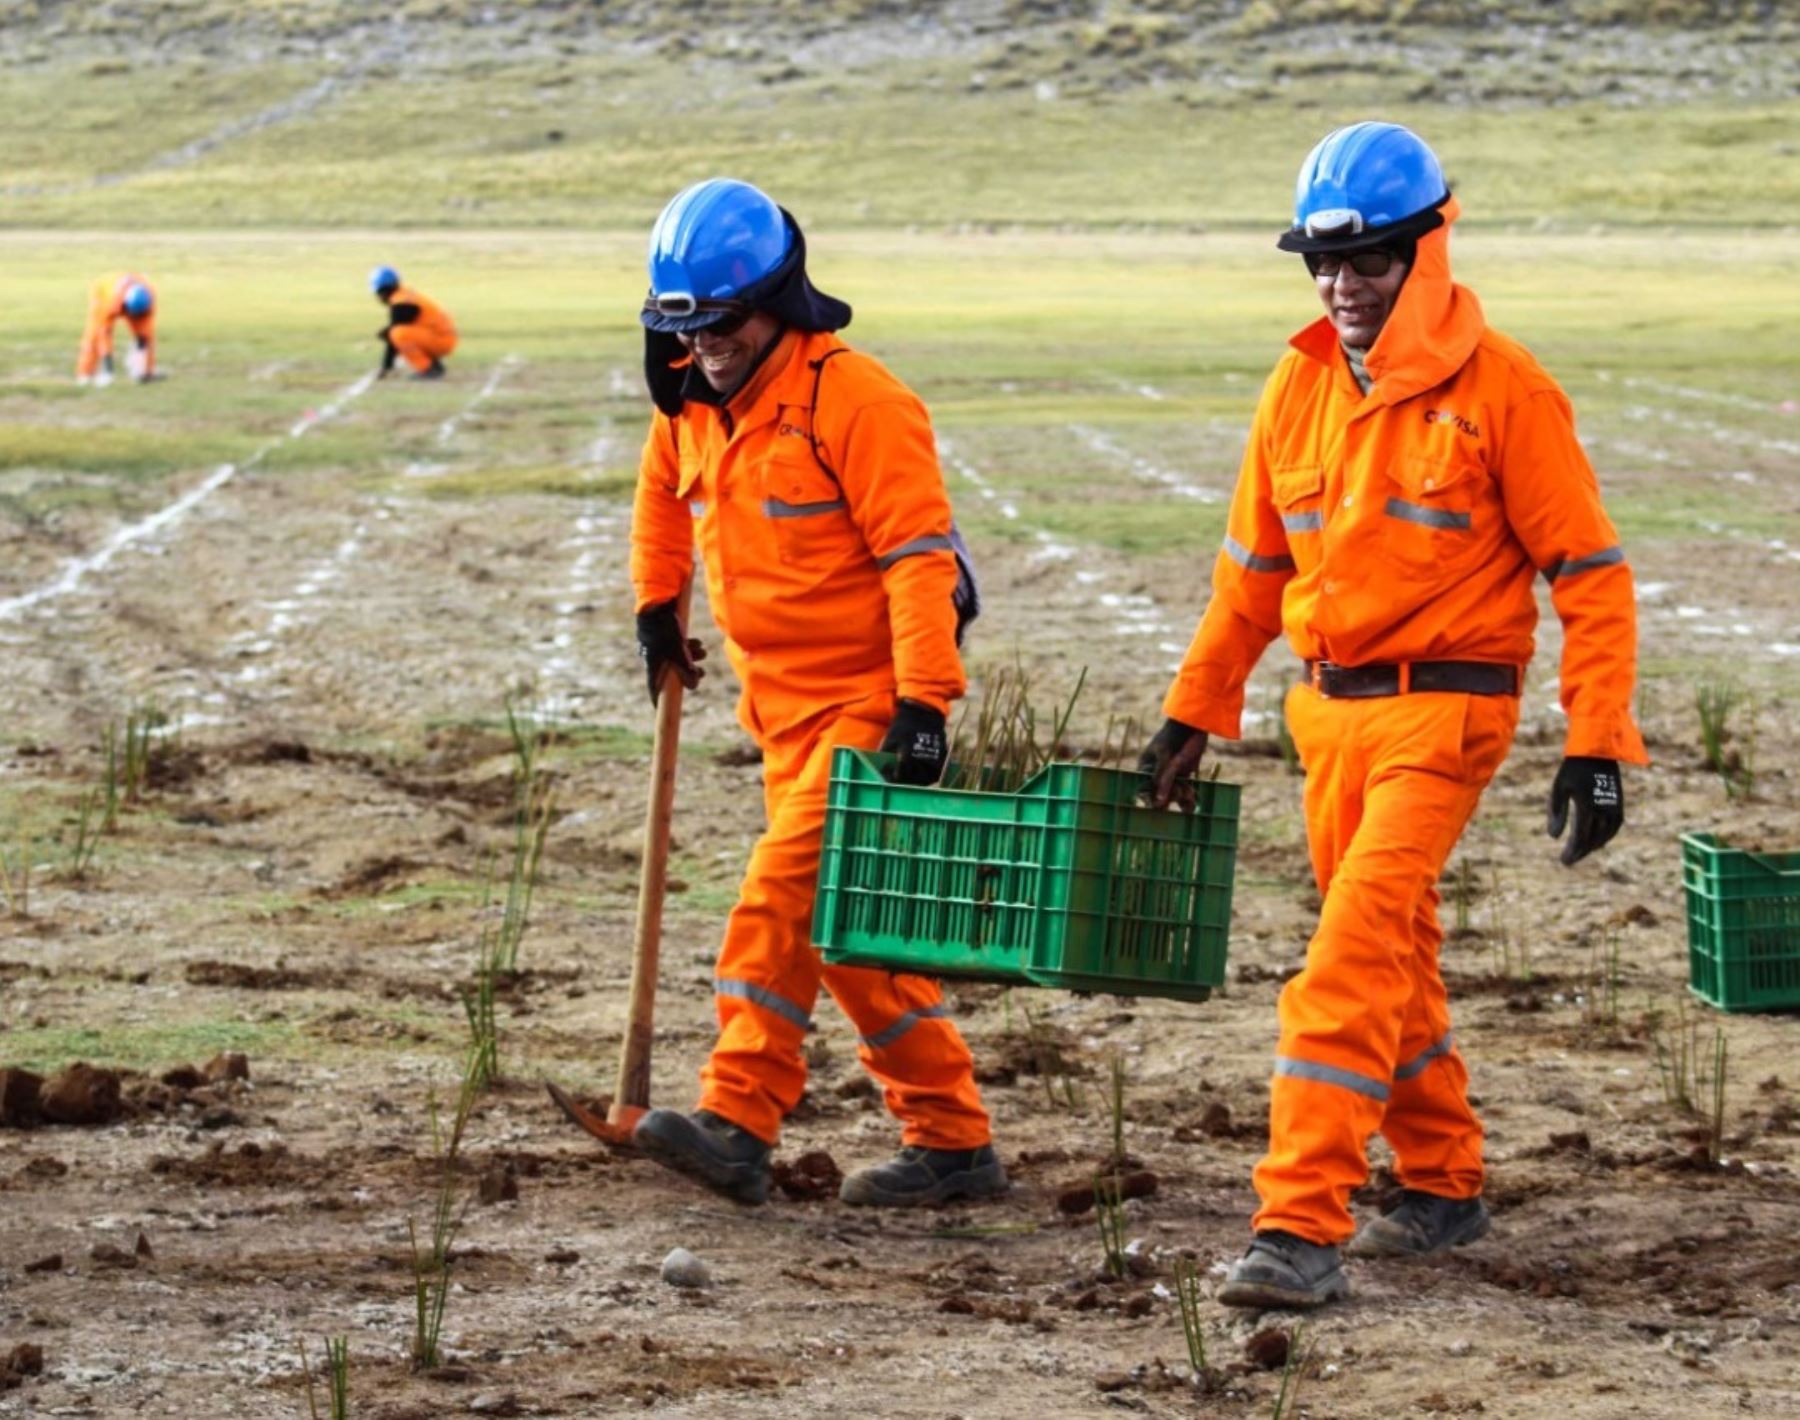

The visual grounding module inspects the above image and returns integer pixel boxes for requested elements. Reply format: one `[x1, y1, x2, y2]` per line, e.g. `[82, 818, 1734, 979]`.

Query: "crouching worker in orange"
[76, 273, 156, 386]
[628, 178, 1004, 1209]
[370, 266, 455, 379]
[1140, 123, 1647, 1308]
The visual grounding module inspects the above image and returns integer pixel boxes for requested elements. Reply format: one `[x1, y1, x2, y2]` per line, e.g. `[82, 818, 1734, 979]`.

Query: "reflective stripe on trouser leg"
[1253, 689, 1517, 1245]
[698, 715, 882, 1143]
[832, 967, 990, 1150]
[1381, 877, 1484, 1198]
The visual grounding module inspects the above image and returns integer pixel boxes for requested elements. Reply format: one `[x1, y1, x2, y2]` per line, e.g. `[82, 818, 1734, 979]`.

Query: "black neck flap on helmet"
[644, 209, 853, 417]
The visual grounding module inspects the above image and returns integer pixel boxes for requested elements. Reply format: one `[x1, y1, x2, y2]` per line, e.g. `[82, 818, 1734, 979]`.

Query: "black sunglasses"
[1304, 249, 1402, 279]
[643, 293, 755, 336]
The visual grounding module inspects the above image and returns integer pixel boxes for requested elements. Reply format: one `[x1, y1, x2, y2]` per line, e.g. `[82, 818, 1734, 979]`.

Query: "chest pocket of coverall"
[1271, 464, 1326, 566]
[756, 417, 859, 568]
[1382, 454, 1484, 574]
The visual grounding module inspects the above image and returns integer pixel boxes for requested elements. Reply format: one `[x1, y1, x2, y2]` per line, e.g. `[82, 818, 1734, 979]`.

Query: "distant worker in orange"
[76, 273, 156, 386]
[370, 266, 455, 380]
[627, 178, 1004, 1209]
[1140, 122, 1647, 1308]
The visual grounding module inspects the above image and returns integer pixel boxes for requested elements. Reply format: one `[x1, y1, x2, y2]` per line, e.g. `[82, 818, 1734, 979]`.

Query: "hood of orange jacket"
[1287, 197, 1483, 404]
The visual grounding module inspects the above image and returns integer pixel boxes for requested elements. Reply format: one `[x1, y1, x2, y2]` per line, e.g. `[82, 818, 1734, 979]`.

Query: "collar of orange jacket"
[1288, 196, 1485, 407]
[725, 326, 805, 417]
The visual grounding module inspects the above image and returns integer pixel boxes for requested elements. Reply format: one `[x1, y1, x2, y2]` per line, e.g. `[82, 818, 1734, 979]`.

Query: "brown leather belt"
[1305, 660, 1522, 698]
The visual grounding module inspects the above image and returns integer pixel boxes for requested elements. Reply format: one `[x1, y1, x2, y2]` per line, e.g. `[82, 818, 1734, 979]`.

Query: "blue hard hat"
[642, 179, 794, 332]
[122, 282, 153, 318]
[369, 265, 400, 296]
[1276, 122, 1449, 254]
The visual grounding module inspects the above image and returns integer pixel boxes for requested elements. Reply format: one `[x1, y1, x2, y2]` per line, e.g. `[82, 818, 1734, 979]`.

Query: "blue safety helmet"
[1276, 122, 1450, 255]
[369, 265, 400, 296]
[643, 179, 795, 333]
[122, 282, 153, 318]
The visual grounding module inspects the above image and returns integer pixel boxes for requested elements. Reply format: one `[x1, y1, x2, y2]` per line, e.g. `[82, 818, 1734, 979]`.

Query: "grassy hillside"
[1, 0, 1794, 229]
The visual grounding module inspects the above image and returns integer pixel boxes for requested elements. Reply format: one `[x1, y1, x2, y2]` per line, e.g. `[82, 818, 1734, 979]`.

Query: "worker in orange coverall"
[627, 178, 1005, 1209]
[76, 273, 156, 385]
[1140, 123, 1647, 1309]
[369, 265, 456, 379]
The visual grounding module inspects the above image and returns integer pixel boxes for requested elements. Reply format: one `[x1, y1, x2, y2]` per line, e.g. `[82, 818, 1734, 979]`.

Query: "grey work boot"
[633, 1108, 772, 1206]
[1349, 1189, 1491, 1258]
[840, 1143, 1009, 1208]
[1218, 1230, 1352, 1310]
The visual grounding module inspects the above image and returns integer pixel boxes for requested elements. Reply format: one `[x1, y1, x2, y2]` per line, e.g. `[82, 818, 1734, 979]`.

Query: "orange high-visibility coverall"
[384, 285, 457, 371]
[1165, 197, 1647, 1245]
[631, 328, 989, 1150]
[76, 272, 155, 379]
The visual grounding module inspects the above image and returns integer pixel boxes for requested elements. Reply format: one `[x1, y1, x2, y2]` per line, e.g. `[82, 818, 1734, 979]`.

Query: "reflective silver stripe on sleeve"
[1393, 1030, 1455, 1082]
[715, 977, 815, 1033]
[1384, 498, 1471, 531]
[1544, 545, 1624, 581]
[1274, 1054, 1390, 1102]
[1224, 535, 1296, 574]
[1281, 510, 1323, 534]
[763, 497, 848, 519]
[860, 1003, 949, 1050]
[876, 534, 955, 570]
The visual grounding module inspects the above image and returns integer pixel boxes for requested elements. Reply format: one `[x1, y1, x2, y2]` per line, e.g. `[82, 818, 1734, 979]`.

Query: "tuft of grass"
[495, 696, 554, 973]
[409, 1056, 481, 1371]
[1093, 1170, 1129, 1281]
[0, 825, 32, 917]
[1270, 1325, 1310, 1420]
[300, 1336, 350, 1420]
[57, 790, 104, 882]
[1582, 926, 1623, 1031]
[1173, 1253, 1210, 1378]
[1695, 680, 1755, 798]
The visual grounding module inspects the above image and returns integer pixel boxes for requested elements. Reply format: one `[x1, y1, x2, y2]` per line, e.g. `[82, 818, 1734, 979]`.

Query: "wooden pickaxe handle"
[608, 579, 692, 1128]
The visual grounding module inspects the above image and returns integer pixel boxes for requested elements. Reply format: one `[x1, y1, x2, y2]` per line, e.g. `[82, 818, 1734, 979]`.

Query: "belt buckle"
[1311, 660, 1333, 698]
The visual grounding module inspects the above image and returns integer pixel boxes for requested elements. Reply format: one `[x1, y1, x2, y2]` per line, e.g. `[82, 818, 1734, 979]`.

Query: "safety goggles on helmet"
[642, 292, 755, 336]
[1304, 247, 1405, 280]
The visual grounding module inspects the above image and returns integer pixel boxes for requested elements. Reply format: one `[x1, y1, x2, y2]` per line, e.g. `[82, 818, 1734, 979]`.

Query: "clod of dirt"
[478, 1162, 520, 1205]
[544, 1248, 580, 1265]
[469, 1394, 524, 1416]
[160, 1064, 205, 1090]
[1245, 1326, 1291, 1370]
[202, 1052, 250, 1084]
[660, 1247, 712, 1290]
[1055, 1169, 1158, 1216]
[255, 739, 313, 764]
[19, 1156, 68, 1180]
[39, 1063, 122, 1126]
[134, 1231, 154, 1260]
[0, 1343, 44, 1391]
[24, 1254, 61, 1274]
[90, 1242, 138, 1269]
[0, 1068, 45, 1127]
[772, 1149, 843, 1201]
[1093, 1370, 1135, 1393]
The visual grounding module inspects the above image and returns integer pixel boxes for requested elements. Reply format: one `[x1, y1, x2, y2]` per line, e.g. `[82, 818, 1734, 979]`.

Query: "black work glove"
[1547, 756, 1623, 866]
[635, 599, 705, 706]
[880, 699, 948, 786]
[1137, 717, 1209, 810]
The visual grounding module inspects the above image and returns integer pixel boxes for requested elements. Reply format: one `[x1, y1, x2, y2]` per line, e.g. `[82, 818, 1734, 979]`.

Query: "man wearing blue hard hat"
[1142, 123, 1646, 1307]
[624, 178, 1001, 1208]
[76, 272, 157, 385]
[369, 265, 457, 379]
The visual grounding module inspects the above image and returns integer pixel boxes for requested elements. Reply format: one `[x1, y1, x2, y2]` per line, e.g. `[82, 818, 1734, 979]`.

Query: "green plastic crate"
[1682, 832, 1800, 1012]
[814, 748, 1238, 1002]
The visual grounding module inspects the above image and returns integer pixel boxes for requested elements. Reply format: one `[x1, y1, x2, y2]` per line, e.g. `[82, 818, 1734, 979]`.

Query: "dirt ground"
[1, 361, 1798, 1419]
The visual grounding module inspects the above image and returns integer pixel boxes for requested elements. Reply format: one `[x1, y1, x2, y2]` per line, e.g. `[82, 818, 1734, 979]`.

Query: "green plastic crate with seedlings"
[1682, 832, 1800, 1012]
[814, 665, 1238, 1002]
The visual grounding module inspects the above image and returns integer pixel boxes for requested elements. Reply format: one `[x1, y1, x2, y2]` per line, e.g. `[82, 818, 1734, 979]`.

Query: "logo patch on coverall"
[1424, 409, 1481, 438]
